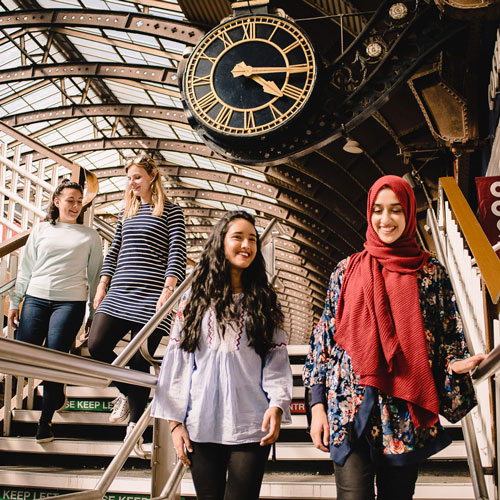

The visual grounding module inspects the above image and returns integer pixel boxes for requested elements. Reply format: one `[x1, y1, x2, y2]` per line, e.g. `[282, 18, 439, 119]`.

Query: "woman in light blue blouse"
[151, 211, 293, 500]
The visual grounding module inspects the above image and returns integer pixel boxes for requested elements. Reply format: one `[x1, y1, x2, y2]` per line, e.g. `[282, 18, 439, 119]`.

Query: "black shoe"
[36, 422, 54, 443]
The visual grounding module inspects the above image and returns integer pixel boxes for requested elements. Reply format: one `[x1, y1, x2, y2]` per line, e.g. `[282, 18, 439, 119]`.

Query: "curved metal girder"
[95, 187, 339, 265]
[28, 136, 221, 161]
[192, 2, 467, 166]
[2, 104, 189, 127]
[0, 62, 178, 87]
[95, 164, 364, 251]
[0, 9, 204, 45]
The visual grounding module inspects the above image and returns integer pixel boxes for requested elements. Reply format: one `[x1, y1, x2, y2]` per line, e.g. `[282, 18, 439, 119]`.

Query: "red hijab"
[335, 175, 439, 429]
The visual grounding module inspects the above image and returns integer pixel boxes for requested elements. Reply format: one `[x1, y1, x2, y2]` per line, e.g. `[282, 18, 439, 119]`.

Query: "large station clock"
[181, 14, 317, 137]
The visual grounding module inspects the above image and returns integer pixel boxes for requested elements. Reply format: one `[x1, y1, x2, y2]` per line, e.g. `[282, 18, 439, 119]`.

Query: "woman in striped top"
[88, 152, 186, 438]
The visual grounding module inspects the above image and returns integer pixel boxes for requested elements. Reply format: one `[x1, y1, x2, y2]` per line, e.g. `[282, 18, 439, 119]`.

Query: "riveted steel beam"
[0, 9, 204, 45]
[0, 62, 179, 87]
[2, 104, 189, 127]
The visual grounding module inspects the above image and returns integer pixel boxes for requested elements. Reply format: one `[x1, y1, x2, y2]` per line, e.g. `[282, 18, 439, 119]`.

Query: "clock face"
[183, 14, 317, 136]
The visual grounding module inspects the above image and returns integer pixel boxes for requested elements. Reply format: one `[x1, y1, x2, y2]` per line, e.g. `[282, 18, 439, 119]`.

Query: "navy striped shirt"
[98, 202, 186, 333]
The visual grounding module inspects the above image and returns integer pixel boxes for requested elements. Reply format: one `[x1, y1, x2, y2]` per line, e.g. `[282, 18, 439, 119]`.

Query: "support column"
[151, 417, 181, 500]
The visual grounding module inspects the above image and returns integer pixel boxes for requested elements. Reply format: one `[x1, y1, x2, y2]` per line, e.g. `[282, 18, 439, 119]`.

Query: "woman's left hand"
[450, 353, 487, 374]
[156, 288, 173, 312]
[260, 406, 282, 446]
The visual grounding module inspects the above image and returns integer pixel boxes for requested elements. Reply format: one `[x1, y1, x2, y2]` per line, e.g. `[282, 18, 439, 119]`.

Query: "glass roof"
[0, 0, 324, 342]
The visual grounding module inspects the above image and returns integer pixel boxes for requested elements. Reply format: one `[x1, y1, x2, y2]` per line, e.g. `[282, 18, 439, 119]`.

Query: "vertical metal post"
[151, 417, 181, 500]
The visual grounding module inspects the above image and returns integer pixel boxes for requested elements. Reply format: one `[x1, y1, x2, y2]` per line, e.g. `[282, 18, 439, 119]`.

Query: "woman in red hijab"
[303, 175, 485, 500]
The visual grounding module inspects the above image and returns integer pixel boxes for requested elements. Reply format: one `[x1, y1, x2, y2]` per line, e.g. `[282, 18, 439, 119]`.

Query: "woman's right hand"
[170, 422, 193, 467]
[7, 309, 19, 329]
[310, 404, 330, 452]
[93, 284, 107, 309]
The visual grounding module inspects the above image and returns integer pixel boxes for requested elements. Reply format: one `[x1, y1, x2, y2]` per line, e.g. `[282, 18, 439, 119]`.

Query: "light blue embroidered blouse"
[150, 293, 293, 445]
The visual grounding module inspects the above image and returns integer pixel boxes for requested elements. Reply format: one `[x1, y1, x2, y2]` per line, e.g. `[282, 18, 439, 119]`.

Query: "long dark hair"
[181, 211, 283, 358]
[45, 179, 84, 225]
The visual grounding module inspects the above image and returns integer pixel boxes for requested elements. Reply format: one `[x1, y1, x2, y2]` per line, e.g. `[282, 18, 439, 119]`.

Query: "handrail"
[0, 337, 157, 388]
[151, 461, 186, 500]
[472, 344, 500, 385]
[440, 177, 500, 303]
[0, 230, 30, 259]
[46, 408, 154, 500]
[428, 185, 490, 499]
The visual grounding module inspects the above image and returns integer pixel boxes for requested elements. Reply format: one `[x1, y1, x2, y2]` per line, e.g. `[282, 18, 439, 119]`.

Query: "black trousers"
[334, 437, 418, 500]
[188, 441, 271, 500]
[88, 312, 165, 422]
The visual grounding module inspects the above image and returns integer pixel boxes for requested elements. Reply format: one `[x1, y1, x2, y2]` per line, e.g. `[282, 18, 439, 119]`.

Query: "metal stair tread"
[11, 409, 309, 429]
[0, 437, 467, 460]
[0, 467, 475, 499]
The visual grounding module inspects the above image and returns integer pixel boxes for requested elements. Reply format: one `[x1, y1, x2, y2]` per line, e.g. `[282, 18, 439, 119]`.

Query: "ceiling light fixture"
[343, 139, 363, 154]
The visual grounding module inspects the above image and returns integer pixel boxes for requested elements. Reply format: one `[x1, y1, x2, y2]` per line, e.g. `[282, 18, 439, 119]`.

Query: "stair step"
[0, 468, 474, 499]
[0, 438, 467, 460]
[11, 410, 309, 429]
[36, 385, 306, 399]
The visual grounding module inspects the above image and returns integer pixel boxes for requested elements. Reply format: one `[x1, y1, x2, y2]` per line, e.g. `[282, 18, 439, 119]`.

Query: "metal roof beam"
[0, 9, 204, 45]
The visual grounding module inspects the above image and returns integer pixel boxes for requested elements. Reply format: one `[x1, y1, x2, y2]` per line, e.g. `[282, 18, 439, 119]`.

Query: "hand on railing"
[450, 353, 487, 374]
[156, 288, 174, 312]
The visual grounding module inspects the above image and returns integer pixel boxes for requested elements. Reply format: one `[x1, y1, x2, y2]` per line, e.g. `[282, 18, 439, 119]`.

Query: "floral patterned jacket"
[303, 256, 476, 466]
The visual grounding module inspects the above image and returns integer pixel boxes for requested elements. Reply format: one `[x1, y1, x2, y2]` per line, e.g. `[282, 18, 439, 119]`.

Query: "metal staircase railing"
[427, 176, 500, 500]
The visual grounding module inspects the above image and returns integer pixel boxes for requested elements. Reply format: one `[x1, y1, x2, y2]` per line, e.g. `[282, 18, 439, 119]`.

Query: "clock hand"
[249, 75, 283, 97]
[232, 61, 308, 77]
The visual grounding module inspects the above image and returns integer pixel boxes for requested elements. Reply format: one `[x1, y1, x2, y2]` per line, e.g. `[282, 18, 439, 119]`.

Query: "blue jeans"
[16, 295, 86, 422]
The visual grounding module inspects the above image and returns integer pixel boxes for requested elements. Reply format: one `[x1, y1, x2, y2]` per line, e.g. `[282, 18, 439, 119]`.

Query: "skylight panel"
[163, 151, 196, 167]
[102, 0, 138, 13]
[253, 192, 278, 204]
[238, 167, 267, 181]
[1, 0, 19, 10]
[105, 80, 150, 104]
[134, 118, 177, 139]
[223, 184, 247, 196]
[194, 157, 235, 174]
[82, 0, 111, 9]
[178, 177, 211, 190]
[146, 90, 182, 108]
[0, 46, 21, 70]
[38, 0, 81, 7]
[194, 198, 224, 210]
[149, 7, 185, 22]
[173, 126, 202, 143]
[159, 39, 185, 56]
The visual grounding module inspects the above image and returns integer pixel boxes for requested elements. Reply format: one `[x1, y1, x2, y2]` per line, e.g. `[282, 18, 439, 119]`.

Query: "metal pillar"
[152, 417, 181, 500]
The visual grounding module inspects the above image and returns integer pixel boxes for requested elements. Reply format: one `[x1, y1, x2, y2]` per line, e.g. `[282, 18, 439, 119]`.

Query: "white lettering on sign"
[488, 30, 500, 110]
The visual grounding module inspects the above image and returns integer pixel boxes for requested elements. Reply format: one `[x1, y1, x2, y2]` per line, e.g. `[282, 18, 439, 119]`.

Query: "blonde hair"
[122, 152, 168, 221]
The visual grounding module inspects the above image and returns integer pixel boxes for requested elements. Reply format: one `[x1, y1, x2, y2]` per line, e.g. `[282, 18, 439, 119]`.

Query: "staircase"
[0, 343, 476, 500]
[0, 131, 498, 499]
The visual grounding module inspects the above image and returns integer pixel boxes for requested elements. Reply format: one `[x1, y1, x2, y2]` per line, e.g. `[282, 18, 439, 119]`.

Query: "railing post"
[151, 417, 181, 500]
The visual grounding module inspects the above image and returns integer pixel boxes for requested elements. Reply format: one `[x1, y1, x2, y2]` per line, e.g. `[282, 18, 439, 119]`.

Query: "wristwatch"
[164, 285, 175, 293]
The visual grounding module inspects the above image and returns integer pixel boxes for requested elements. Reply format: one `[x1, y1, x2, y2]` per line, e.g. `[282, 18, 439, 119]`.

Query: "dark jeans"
[16, 295, 86, 423]
[334, 437, 418, 500]
[188, 441, 271, 500]
[88, 312, 165, 422]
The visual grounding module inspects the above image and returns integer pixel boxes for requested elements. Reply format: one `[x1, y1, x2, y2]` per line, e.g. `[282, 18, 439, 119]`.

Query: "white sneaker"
[126, 422, 144, 447]
[109, 394, 129, 423]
